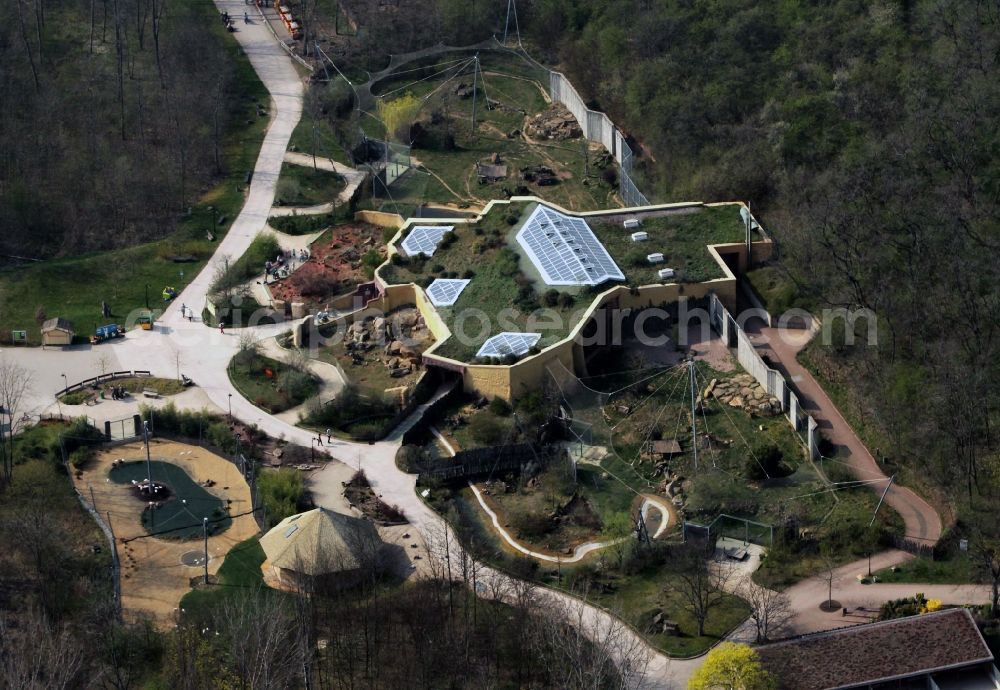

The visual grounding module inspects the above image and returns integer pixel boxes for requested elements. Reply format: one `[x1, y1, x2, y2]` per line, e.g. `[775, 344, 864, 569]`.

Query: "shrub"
[269, 214, 334, 235]
[489, 397, 512, 417]
[396, 444, 424, 472]
[543, 289, 560, 307]
[258, 468, 307, 528]
[745, 441, 786, 480]
[347, 419, 392, 441]
[509, 509, 552, 540]
[207, 422, 237, 454]
[462, 269, 475, 279]
[469, 413, 505, 446]
[280, 369, 316, 402]
[68, 447, 93, 469]
[276, 177, 302, 205]
[558, 292, 575, 309]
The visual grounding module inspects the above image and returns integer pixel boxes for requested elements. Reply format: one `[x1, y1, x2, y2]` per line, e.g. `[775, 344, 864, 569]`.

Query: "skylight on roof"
[476, 332, 542, 359]
[400, 225, 454, 258]
[284, 524, 299, 539]
[516, 206, 624, 286]
[426, 278, 470, 306]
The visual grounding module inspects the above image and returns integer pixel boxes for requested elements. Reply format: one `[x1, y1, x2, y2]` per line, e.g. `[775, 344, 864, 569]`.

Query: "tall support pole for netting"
[688, 358, 699, 472]
[503, 0, 513, 44]
[470, 56, 479, 136]
[203, 517, 209, 584]
[870, 475, 895, 527]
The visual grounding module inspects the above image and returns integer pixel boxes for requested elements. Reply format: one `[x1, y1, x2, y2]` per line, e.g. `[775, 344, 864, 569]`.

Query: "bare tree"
[666, 546, 736, 637]
[736, 576, 791, 643]
[533, 595, 652, 690]
[975, 536, 1000, 617]
[819, 549, 838, 611]
[0, 609, 84, 689]
[217, 591, 306, 689]
[0, 358, 33, 487]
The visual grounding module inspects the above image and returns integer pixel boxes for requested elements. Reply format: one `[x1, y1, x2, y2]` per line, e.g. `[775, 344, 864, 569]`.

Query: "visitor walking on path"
[219, 323, 225, 335]
[316, 430, 323, 445]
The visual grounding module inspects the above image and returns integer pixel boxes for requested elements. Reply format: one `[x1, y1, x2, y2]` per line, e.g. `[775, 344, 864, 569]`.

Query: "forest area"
[521, 0, 1000, 543]
[322, 0, 1000, 542]
[0, 0, 255, 259]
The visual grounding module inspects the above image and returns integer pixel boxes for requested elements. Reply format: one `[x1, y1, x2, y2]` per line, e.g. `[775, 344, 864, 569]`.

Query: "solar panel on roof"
[476, 332, 542, 359]
[426, 279, 470, 307]
[516, 205, 625, 286]
[400, 225, 454, 258]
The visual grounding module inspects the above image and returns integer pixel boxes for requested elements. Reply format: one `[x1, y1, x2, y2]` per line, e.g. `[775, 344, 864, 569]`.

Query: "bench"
[142, 389, 159, 399]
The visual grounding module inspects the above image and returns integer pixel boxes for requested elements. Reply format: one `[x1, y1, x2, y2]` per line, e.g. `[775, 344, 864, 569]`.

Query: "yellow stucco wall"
[356, 196, 775, 402]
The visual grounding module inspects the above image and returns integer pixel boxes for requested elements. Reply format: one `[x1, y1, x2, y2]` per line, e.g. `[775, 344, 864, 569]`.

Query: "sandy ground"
[74, 439, 259, 626]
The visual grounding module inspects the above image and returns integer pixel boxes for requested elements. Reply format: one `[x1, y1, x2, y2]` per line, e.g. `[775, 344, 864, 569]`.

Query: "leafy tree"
[377, 92, 422, 143]
[688, 642, 775, 690]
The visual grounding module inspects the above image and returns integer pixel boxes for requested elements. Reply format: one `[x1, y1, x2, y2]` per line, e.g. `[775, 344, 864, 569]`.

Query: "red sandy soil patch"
[269, 223, 386, 307]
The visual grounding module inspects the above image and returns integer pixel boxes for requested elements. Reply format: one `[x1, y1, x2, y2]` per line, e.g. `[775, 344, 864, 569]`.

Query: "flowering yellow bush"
[920, 598, 943, 613]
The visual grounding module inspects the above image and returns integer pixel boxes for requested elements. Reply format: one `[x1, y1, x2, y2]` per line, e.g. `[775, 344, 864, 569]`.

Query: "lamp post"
[61, 373, 68, 392]
[202, 517, 209, 584]
[143, 420, 153, 489]
[228, 394, 233, 421]
[311, 437, 320, 462]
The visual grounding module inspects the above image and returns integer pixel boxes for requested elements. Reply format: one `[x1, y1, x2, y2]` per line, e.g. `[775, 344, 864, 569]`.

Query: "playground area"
[73, 439, 259, 625]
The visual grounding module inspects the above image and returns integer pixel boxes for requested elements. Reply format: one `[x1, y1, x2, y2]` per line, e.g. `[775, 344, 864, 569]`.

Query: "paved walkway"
[268, 152, 366, 216]
[0, 5, 971, 689]
[743, 318, 942, 545]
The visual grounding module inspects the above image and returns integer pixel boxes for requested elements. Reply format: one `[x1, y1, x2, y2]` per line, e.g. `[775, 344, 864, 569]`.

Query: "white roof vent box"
[647, 252, 664, 264]
[630, 231, 648, 242]
[623, 218, 641, 230]
[658, 267, 676, 281]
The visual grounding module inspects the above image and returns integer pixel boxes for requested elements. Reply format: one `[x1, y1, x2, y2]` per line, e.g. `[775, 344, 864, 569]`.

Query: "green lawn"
[61, 376, 187, 404]
[179, 537, 275, 619]
[0, 17, 269, 346]
[582, 564, 751, 657]
[275, 163, 347, 206]
[590, 206, 746, 284]
[874, 555, 982, 584]
[228, 353, 319, 414]
[438, 484, 740, 658]
[377, 202, 588, 362]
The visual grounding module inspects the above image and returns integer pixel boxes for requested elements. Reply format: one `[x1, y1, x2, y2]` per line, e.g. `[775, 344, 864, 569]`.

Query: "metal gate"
[104, 414, 141, 441]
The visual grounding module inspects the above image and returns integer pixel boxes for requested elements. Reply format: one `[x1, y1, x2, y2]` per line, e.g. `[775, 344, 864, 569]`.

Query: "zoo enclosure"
[321, 35, 654, 209]
[708, 293, 821, 459]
